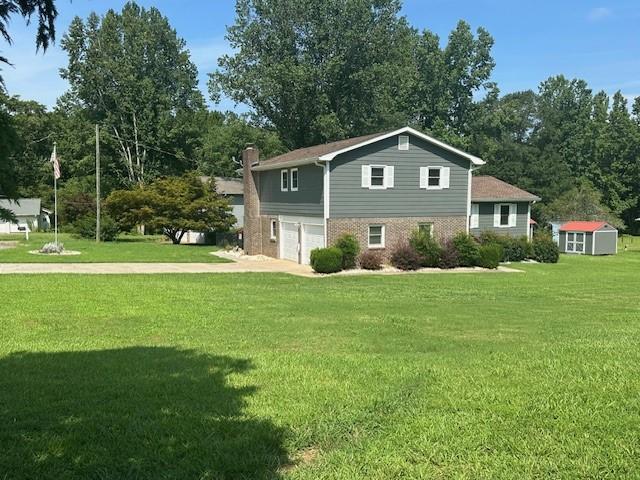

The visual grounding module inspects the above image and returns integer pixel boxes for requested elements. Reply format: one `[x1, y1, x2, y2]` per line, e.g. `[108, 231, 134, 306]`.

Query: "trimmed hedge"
[390, 243, 422, 271]
[334, 234, 360, 270]
[478, 232, 533, 262]
[409, 229, 442, 267]
[478, 243, 503, 269]
[310, 247, 343, 273]
[359, 250, 383, 270]
[452, 232, 480, 267]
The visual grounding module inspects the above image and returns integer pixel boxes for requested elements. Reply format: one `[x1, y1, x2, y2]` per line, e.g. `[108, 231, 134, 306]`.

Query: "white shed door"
[301, 223, 325, 265]
[280, 222, 299, 262]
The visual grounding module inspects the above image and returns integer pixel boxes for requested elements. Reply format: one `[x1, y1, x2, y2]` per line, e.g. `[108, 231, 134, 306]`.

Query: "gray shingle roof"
[472, 176, 540, 202]
[199, 176, 243, 196]
[0, 198, 42, 216]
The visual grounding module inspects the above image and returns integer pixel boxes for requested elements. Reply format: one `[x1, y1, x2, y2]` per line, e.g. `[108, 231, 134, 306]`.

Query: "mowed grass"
[1, 251, 640, 479]
[0, 233, 228, 263]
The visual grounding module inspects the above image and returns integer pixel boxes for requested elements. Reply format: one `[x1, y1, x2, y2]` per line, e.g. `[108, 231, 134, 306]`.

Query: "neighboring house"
[470, 176, 540, 239]
[559, 221, 618, 255]
[0, 198, 49, 234]
[242, 127, 541, 264]
[181, 177, 244, 245]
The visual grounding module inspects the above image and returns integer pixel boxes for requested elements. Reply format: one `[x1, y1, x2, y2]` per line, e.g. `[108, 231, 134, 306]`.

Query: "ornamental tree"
[106, 174, 235, 244]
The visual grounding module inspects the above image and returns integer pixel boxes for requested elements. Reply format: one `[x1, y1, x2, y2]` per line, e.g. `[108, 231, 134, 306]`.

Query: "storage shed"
[559, 221, 618, 255]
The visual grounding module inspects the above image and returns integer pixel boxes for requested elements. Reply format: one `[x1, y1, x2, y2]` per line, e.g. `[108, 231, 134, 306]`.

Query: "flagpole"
[53, 142, 58, 246]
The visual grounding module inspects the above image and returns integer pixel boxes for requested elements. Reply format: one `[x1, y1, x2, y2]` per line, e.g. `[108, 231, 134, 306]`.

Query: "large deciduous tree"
[60, 1, 204, 186]
[105, 174, 235, 244]
[210, 0, 418, 149]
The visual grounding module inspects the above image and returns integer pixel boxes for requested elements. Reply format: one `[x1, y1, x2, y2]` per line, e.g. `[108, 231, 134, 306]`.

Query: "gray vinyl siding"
[259, 164, 324, 216]
[585, 233, 594, 254]
[470, 202, 529, 238]
[229, 194, 244, 227]
[329, 134, 471, 218]
[593, 230, 617, 255]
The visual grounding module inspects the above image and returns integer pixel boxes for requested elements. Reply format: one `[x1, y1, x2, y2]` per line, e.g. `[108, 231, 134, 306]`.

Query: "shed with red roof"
[559, 221, 618, 255]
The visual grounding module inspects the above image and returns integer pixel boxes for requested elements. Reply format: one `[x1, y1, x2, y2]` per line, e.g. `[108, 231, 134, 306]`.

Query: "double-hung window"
[494, 203, 516, 228]
[281, 169, 288, 191]
[419, 166, 450, 190]
[290, 168, 298, 191]
[362, 165, 394, 189]
[368, 225, 385, 248]
[566, 232, 585, 253]
[370, 166, 385, 188]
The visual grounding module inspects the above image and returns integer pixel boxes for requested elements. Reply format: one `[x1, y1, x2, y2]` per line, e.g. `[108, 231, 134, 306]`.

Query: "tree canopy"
[60, 1, 205, 186]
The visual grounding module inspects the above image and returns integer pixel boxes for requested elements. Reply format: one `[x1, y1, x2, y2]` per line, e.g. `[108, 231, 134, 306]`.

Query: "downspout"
[315, 160, 329, 247]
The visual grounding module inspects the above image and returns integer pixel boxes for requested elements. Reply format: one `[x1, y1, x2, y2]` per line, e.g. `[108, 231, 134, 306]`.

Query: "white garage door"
[279, 216, 325, 264]
[280, 222, 299, 262]
[301, 224, 325, 265]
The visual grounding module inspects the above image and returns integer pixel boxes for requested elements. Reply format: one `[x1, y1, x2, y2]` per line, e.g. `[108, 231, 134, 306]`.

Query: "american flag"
[50, 144, 61, 180]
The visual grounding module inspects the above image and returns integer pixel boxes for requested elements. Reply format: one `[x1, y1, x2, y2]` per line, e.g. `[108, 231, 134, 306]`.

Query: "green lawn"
[1, 251, 639, 479]
[0, 232, 228, 263]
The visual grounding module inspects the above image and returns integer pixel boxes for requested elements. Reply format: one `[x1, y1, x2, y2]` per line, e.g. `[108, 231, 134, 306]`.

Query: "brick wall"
[327, 216, 467, 261]
[243, 146, 262, 255]
[260, 216, 278, 258]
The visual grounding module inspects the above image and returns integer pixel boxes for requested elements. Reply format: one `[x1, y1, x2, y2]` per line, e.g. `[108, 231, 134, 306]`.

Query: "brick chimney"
[242, 144, 262, 255]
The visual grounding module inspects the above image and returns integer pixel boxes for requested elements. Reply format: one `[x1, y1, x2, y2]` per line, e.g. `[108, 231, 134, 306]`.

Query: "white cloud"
[587, 7, 612, 22]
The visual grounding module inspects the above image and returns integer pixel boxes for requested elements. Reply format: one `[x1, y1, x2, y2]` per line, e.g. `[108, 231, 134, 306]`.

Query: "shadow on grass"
[0, 347, 288, 479]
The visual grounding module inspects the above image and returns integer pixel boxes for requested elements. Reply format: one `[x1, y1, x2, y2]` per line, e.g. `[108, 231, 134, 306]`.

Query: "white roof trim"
[317, 127, 485, 166]
[252, 158, 322, 171]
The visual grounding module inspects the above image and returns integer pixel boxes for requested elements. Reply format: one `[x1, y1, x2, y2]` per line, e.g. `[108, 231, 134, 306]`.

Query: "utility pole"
[96, 124, 101, 243]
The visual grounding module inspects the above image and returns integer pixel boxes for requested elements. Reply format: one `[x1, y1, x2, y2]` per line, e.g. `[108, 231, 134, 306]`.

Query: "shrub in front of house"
[74, 214, 120, 242]
[502, 236, 530, 262]
[409, 229, 442, 267]
[438, 240, 460, 269]
[452, 232, 480, 267]
[310, 247, 344, 273]
[359, 250, 383, 270]
[334, 234, 360, 270]
[390, 243, 422, 271]
[532, 234, 560, 263]
[478, 243, 504, 269]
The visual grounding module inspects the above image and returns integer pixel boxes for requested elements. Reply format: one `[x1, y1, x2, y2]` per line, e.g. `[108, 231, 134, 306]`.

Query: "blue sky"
[1, 0, 639, 110]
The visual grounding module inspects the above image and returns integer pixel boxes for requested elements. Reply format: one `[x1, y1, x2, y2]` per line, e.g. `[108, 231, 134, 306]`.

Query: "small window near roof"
[428, 167, 441, 188]
[290, 168, 298, 191]
[398, 135, 409, 151]
[368, 225, 385, 248]
[270, 219, 277, 240]
[280, 169, 288, 191]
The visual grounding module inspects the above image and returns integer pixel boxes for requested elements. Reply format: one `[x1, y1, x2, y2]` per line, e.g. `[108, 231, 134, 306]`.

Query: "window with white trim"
[362, 165, 394, 189]
[419, 166, 450, 190]
[290, 168, 298, 191]
[398, 135, 409, 151]
[270, 219, 277, 240]
[566, 232, 585, 253]
[494, 203, 517, 228]
[280, 169, 288, 191]
[370, 166, 385, 187]
[368, 225, 385, 248]
[470, 203, 479, 229]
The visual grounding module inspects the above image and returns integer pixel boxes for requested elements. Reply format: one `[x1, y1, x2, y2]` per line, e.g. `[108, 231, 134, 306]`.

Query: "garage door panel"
[280, 222, 299, 262]
[301, 224, 325, 265]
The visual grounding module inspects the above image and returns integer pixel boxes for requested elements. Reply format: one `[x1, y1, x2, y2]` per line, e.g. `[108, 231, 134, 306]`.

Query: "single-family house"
[242, 127, 540, 264]
[0, 198, 49, 234]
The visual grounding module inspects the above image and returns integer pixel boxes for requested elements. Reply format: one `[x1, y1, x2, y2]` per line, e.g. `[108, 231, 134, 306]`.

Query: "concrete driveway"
[0, 255, 315, 276]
